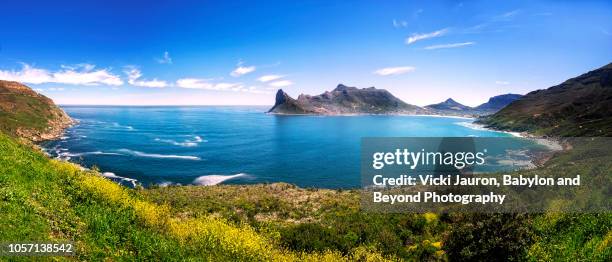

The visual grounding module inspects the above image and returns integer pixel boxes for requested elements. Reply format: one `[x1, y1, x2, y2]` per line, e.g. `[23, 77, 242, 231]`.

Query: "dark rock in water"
[268, 84, 428, 115]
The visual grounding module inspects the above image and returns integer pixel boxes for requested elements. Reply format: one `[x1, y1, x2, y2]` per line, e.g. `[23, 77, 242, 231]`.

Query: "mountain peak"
[425, 98, 471, 112]
[268, 84, 425, 115]
[444, 98, 458, 104]
[333, 84, 358, 92]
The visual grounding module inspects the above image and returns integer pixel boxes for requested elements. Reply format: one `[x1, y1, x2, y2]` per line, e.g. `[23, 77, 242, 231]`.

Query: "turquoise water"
[43, 106, 515, 188]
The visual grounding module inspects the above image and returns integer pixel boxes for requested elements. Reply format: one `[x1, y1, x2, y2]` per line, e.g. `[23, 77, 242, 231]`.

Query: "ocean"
[42, 106, 532, 188]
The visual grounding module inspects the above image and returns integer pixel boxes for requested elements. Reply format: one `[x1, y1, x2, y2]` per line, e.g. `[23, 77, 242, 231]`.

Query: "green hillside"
[0, 132, 394, 261]
[1, 79, 610, 260]
[481, 63, 612, 136]
[0, 80, 72, 141]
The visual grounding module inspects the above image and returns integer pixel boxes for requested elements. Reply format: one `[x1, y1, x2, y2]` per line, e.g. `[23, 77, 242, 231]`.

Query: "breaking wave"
[101, 172, 139, 188]
[117, 149, 201, 160]
[154, 135, 207, 147]
[192, 173, 247, 186]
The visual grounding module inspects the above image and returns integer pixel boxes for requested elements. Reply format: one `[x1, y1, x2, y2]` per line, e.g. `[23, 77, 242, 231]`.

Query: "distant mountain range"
[425, 94, 523, 116]
[268, 84, 521, 116]
[268, 84, 427, 115]
[481, 63, 612, 136]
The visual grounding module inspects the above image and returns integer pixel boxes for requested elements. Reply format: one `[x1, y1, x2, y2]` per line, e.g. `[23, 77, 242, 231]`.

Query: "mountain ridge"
[0, 80, 73, 141]
[481, 63, 612, 136]
[268, 84, 428, 115]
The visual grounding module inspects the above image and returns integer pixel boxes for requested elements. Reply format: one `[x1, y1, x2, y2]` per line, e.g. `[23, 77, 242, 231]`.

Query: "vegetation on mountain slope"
[143, 139, 612, 261]
[0, 80, 72, 141]
[481, 63, 612, 136]
[0, 133, 396, 261]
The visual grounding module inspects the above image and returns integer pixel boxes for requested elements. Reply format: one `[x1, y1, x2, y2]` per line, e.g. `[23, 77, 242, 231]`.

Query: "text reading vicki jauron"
[360, 137, 610, 213]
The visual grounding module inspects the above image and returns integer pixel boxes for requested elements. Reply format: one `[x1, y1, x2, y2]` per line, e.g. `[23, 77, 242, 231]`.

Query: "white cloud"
[0, 64, 52, 84]
[157, 51, 172, 64]
[268, 80, 293, 87]
[230, 62, 256, 77]
[0, 63, 123, 86]
[176, 78, 241, 90]
[499, 9, 520, 19]
[495, 81, 510, 85]
[393, 19, 408, 28]
[124, 67, 168, 88]
[176, 78, 270, 94]
[373, 66, 415, 76]
[257, 74, 284, 82]
[405, 28, 447, 44]
[424, 42, 475, 50]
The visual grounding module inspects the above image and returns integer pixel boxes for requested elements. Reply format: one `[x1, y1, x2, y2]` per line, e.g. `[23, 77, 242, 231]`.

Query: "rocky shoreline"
[21, 112, 74, 142]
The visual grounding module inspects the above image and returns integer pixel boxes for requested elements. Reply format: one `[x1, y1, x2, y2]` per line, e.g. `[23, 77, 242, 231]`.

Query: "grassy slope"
[481, 63, 612, 136]
[1, 133, 396, 261]
[0, 80, 71, 140]
[143, 141, 612, 261]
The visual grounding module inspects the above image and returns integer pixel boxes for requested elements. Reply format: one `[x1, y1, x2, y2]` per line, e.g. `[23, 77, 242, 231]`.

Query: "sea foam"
[102, 172, 139, 188]
[192, 173, 247, 186]
[117, 149, 201, 160]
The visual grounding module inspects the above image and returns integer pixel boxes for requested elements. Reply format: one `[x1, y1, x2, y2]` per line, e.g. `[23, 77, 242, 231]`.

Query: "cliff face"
[481, 63, 612, 136]
[268, 84, 427, 115]
[0, 80, 73, 141]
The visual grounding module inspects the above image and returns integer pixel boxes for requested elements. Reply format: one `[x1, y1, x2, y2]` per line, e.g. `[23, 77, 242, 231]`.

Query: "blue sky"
[1, 0, 611, 106]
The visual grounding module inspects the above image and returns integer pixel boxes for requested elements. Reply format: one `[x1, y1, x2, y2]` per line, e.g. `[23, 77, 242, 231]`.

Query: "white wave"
[454, 121, 523, 137]
[62, 151, 125, 157]
[154, 138, 198, 147]
[192, 173, 247, 186]
[60, 136, 69, 140]
[102, 172, 139, 188]
[192, 136, 207, 143]
[117, 149, 201, 160]
[157, 181, 181, 187]
[111, 122, 135, 130]
[154, 135, 207, 147]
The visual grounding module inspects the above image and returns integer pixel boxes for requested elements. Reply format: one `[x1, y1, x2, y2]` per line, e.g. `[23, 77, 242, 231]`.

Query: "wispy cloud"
[498, 9, 520, 19]
[268, 80, 293, 87]
[124, 66, 168, 88]
[405, 28, 448, 44]
[373, 66, 415, 76]
[495, 81, 510, 85]
[0, 63, 123, 86]
[424, 42, 475, 50]
[157, 51, 172, 64]
[176, 78, 270, 94]
[230, 61, 256, 77]
[413, 9, 423, 19]
[393, 19, 408, 28]
[257, 74, 284, 82]
[176, 78, 240, 90]
[463, 9, 522, 34]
